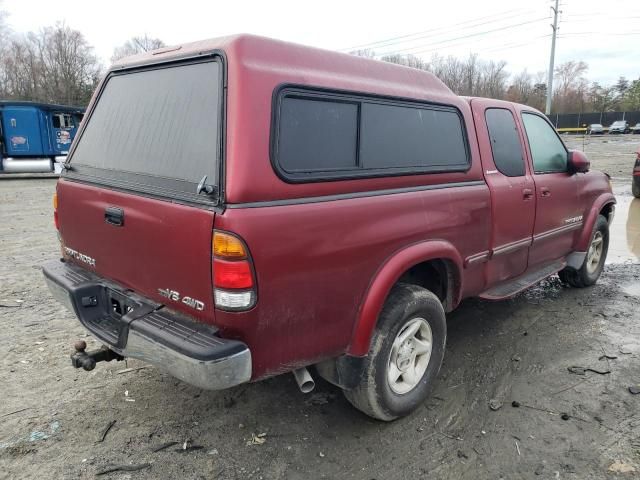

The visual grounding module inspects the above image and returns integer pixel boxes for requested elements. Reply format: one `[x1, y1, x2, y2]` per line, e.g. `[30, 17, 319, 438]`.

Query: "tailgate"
[57, 179, 216, 321]
[55, 56, 225, 322]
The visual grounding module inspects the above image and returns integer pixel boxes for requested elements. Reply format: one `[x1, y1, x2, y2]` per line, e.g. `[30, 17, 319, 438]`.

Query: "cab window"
[521, 113, 567, 173]
[52, 113, 74, 129]
[485, 108, 525, 177]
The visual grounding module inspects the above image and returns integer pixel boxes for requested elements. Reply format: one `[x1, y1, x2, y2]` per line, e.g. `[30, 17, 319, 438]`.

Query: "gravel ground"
[564, 134, 639, 180]
[1, 135, 639, 480]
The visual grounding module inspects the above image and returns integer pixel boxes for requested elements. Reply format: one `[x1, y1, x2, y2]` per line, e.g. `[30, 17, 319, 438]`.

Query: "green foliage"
[620, 79, 640, 111]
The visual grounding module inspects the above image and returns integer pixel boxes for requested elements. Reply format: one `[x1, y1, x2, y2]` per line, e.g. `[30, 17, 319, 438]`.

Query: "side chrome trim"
[533, 222, 583, 243]
[225, 180, 486, 209]
[491, 237, 533, 257]
[464, 250, 490, 267]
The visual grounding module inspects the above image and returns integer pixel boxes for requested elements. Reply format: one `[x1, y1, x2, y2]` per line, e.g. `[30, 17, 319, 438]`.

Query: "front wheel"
[343, 283, 446, 421]
[559, 215, 609, 287]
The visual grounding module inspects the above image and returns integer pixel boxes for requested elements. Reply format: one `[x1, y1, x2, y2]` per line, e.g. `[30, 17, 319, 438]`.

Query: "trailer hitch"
[71, 340, 124, 371]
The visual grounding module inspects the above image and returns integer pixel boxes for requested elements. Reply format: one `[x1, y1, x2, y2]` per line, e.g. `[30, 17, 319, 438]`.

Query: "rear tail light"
[214, 258, 253, 289]
[214, 290, 254, 310]
[212, 231, 256, 311]
[53, 192, 59, 230]
[214, 232, 248, 258]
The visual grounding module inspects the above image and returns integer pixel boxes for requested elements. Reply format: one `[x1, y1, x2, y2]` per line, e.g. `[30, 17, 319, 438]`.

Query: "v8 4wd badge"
[157, 288, 205, 311]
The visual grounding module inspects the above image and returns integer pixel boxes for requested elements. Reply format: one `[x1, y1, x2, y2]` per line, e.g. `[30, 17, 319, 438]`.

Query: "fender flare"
[576, 193, 616, 251]
[347, 240, 464, 356]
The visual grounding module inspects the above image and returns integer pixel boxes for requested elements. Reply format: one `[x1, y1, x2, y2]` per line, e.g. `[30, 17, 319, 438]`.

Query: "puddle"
[607, 191, 640, 264]
[622, 283, 640, 296]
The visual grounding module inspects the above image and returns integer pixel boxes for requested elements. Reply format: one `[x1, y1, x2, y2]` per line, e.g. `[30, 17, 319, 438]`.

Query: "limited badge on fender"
[564, 215, 583, 224]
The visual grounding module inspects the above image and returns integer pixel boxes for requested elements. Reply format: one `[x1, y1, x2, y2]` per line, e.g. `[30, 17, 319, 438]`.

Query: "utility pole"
[545, 0, 560, 115]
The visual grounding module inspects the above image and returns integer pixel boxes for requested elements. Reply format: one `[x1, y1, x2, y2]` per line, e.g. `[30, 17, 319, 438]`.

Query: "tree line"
[0, 9, 164, 106]
[352, 50, 640, 114]
[0, 7, 638, 113]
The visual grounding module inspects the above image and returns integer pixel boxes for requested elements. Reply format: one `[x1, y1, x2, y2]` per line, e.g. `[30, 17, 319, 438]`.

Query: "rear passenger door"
[519, 111, 580, 267]
[471, 99, 535, 284]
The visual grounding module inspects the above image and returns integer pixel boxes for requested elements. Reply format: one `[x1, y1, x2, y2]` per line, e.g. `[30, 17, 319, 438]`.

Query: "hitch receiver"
[71, 340, 124, 371]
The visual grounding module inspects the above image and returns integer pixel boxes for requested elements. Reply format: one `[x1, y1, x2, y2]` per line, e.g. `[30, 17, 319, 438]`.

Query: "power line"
[340, 8, 539, 52]
[378, 17, 549, 57]
[479, 34, 552, 54]
[559, 31, 640, 36]
[376, 16, 549, 56]
[341, 8, 536, 51]
[560, 11, 640, 18]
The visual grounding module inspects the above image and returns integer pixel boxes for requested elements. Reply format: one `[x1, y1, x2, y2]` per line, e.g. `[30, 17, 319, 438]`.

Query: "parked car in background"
[0, 101, 84, 174]
[43, 34, 616, 421]
[587, 123, 604, 134]
[608, 120, 630, 134]
[631, 123, 640, 134]
[633, 148, 640, 198]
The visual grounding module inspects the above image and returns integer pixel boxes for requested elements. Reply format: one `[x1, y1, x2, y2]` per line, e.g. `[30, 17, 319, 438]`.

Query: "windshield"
[69, 59, 222, 199]
[611, 121, 625, 126]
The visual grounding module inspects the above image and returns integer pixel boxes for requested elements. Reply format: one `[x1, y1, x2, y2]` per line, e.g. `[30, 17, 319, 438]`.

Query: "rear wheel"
[559, 215, 609, 287]
[633, 180, 640, 198]
[343, 283, 446, 421]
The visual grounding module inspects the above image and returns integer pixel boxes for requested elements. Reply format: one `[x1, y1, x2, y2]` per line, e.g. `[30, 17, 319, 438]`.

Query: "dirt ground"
[564, 134, 640, 180]
[1, 135, 639, 480]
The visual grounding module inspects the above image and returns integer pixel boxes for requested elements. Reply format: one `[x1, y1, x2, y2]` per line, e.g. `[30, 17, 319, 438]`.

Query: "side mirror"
[568, 150, 590, 174]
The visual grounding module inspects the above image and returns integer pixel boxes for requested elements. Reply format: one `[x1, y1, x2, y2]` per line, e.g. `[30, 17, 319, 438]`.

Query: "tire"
[343, 283, 446, 421]
[633, 180, 640, 198]
[559, 215, 609, 287]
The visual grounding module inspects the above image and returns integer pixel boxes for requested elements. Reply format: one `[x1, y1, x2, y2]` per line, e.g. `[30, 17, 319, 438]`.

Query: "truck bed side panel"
[214, 184, 490, 379]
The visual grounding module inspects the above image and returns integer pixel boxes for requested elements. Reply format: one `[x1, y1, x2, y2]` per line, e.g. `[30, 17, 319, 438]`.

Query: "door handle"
[105, 206, 124, 226]
[540, 187, 551, 197]
[523, 188, 534, 200]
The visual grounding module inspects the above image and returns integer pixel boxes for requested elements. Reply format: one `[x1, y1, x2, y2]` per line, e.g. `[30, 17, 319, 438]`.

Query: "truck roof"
[460, 96, 539, 114]
[0, 100, 85, 113]
[110, 34, 456, 101]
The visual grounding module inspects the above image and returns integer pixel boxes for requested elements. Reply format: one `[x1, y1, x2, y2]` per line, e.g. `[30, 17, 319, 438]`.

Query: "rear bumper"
[42, 259, 251, 390]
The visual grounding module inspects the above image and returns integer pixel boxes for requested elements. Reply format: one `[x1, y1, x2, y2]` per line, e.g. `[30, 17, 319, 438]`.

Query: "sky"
[2, 0, 639, 85]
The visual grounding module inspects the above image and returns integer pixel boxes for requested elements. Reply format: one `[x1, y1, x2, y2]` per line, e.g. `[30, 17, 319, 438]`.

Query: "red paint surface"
[56, 35, 615, 380]
[56, 180, 217, 322]
[470, 98, 536, 284]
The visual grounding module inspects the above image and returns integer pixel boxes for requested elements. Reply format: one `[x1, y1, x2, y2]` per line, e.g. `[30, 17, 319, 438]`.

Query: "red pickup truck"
[43, 35, 615, 420]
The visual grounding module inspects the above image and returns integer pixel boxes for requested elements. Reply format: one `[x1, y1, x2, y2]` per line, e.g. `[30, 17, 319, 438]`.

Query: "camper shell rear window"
[272, 87, 470, 182]
[67, 57, 224, 204]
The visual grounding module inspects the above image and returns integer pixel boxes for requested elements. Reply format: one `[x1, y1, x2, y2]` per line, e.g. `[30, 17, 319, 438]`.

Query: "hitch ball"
[71, 340, 96, 371]
[70, 340, 124, 371]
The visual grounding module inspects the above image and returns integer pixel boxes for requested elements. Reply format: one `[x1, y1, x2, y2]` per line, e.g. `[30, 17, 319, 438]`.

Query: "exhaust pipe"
[293, 367, 315, 393]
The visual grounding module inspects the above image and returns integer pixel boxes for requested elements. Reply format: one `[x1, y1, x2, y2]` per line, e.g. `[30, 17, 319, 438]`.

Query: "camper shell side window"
[271, 86, 471, 183]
